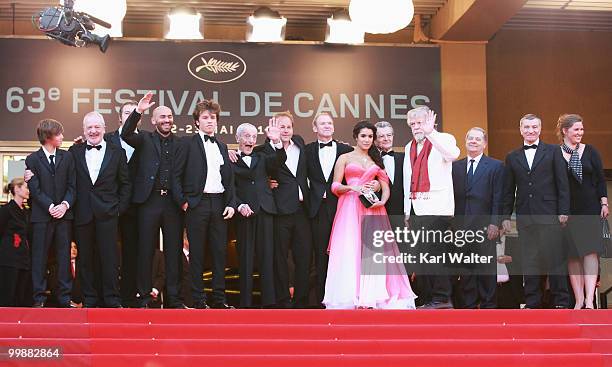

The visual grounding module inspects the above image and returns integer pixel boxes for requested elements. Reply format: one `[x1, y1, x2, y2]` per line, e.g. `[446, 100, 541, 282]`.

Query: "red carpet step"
[0, 308, 611, 367]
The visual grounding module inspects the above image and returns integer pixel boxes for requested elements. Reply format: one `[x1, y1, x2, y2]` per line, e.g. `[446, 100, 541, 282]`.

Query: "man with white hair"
[403, 106, 460, 309]
[231, 121, 283, 308]
[69, 111, 131, 308]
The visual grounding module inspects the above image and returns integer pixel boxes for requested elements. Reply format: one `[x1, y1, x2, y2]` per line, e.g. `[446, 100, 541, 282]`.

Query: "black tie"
[49, 154, 56, 174]
[381, 150, 395, 157]
[523, 144, 537, 150]
[241, 152, 252, 157]
[319, 141, 333, 149]
[204, 135, 216, 144]
[86, 145, 102, 150]
[467, 159, 475, 186]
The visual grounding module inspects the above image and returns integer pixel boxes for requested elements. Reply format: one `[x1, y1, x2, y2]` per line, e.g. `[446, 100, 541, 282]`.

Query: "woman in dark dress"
[557, 114, 609, 309]
[0, 178, 31, 307]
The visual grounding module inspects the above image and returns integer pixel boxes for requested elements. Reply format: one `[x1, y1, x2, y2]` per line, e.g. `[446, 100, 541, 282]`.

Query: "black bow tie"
[381, 150, 394, 157]
[86, 144, 102, 151]
[319, 141, 333, 149]
[241, 152, 252, 158]
[204, 135, 216, 144]
[523, 144, 538, 150]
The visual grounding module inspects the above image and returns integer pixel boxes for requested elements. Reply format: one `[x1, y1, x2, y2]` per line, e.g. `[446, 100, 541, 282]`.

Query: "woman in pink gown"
[323, 121, 416, 309]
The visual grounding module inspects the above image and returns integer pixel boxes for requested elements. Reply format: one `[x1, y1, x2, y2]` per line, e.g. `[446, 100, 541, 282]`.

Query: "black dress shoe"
[553, 305, 568, 309]
[193, 301, 210, 309]
[32, 302, 45, 308]
[417, 301, 453, 309]
[210, 302, 235, 309]
[166, 303, 190, 309]
[106, 304, 123, 308]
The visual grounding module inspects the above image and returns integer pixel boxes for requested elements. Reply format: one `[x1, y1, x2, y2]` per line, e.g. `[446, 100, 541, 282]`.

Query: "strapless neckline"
[346, 162, 379, 172]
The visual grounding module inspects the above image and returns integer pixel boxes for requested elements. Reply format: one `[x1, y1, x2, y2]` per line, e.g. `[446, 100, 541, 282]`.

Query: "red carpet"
[1, 308, 611, 366]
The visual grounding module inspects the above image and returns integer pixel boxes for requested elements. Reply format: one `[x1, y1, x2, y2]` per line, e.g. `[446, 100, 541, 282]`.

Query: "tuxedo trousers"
[235, 210, 275, 307]
[185, 194, 228, 305]
[74, 217, 121, 307]
[31, 219, 72, 305]
[274, 205, 312, 307]
[136, 192, 183, 307]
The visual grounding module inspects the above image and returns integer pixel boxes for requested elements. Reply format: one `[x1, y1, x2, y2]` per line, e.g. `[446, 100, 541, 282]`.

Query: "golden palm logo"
[195, 57, 240, 74]
[188, 51, 247, 83]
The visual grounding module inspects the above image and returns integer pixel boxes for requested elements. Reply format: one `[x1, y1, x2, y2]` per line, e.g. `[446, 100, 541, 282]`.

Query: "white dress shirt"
[318, 140, 336, 198]
[85, 140, 106, 184]
[523, 139, 539, 169]
[318, 140, 336, 181]
[381, 151, 395, 185]
[416, 139, 425, 155]
[42, 146, 56, 165]
[466, 153, 483, 174]
[118, 125, 136, 163]
[200, 131, 225, 194]
[241, 154, 252, 168]
[271, 139, 303, 202]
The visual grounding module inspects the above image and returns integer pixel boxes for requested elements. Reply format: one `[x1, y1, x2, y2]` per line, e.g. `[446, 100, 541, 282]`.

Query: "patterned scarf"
[561, 143, 582, 183]
[409, 138, 433, 199]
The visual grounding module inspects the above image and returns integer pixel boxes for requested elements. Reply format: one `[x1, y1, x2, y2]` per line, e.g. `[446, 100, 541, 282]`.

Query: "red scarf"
[409, 138, 432, 199]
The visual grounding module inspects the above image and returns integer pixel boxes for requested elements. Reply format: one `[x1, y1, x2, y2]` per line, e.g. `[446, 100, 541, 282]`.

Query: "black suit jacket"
[173, 134, 236, 209]
[120, 110, 182, 204]
[0, 200, 30, 270]
[384, 152, 405, 216]
[257, 135, 309, 215]
[502, 142, 570, 227]
[105, 129, 140, 181]
[305, 141, 353, 218]
[69, 143, 132, 226]
[25, 148, 76, 223]
[231, 151, 282, 215]
[452, 155, 504, 228]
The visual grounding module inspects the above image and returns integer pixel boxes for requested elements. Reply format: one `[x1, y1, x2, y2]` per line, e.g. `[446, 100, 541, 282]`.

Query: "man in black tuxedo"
[121, 92, 186, 309]
[502, 114, 570, 309]
[305, 113, 353, 306]
[173, 99, 236, 309]
[25, 119, 75, 308]
[452, 127, 504, 309]
[257, 111, 312, 308]
[231, 122, 283, 308]
[105, 100, 140, 307]
[374, 121, 404, 222]
[69, 111, 131, 308]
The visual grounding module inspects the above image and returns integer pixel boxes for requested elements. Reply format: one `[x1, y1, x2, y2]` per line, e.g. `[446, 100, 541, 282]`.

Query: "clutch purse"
[359, 188, 379, 208]
[602, 219, 612, 258]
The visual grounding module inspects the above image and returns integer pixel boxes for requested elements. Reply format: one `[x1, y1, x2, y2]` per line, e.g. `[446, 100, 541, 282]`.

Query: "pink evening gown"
[323, 163, 416, 309]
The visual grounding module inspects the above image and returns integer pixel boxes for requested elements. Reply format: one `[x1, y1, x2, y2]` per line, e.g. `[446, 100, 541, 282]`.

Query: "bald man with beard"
[121, 92, 187, 309]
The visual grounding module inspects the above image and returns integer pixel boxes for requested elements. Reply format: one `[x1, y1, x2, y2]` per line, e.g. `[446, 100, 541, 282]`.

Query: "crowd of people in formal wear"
[0, 91, 608, 310]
